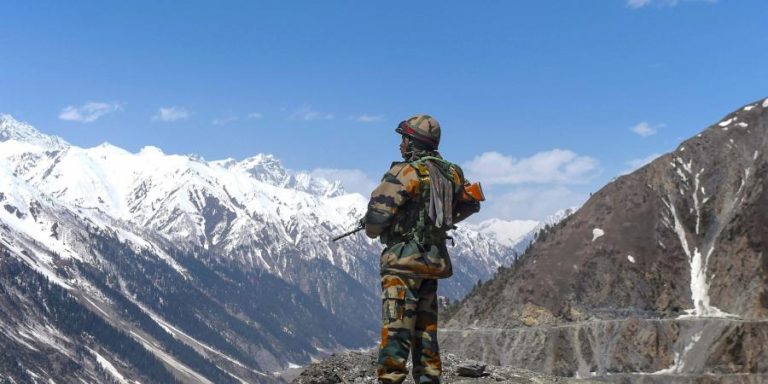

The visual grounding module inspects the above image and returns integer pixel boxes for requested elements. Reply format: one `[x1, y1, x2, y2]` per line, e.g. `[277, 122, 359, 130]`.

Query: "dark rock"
[456, 362, 487, 377]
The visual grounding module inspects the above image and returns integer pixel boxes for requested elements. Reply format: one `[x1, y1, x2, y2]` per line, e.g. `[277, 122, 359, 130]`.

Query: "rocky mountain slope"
[0, 114, 533, 382]
[443, 98, 768, 382]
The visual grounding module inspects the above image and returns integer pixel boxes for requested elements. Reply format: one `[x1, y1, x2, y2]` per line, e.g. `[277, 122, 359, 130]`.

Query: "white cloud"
[620, 153, 663, 175]
[474, 186, 588, 222]
[463, 149, 600, 185]
[627, 0, 717, 9]
[350, 114, 384, 123]
[59, 102, 122, 123]
[310, 168, 377, 196]
[212, 116, 238, 126]
[153, 107, 190, 122]
[631, 121, 663, 137]
[248, 112, 263, 119]
[627, 0, 654, 8]
[290, 106, 334, 121]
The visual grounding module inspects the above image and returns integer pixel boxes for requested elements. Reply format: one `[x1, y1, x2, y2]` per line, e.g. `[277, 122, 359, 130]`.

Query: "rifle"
[332, 219, 365, 242]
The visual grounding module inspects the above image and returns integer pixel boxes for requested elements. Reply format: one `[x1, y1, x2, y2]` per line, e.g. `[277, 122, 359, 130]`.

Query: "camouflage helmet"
[396, 114, 441, 149]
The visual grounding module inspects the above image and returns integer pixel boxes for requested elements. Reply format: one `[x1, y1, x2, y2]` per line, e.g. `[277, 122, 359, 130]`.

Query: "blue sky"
[1, 0, 767, 221]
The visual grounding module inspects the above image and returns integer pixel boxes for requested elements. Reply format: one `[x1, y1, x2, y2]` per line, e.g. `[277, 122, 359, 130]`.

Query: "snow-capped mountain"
[0, 114, 68, 150]
[467, 207, 577, 256]
[0, 114, 522, 382]
[466, 218, 539, 247]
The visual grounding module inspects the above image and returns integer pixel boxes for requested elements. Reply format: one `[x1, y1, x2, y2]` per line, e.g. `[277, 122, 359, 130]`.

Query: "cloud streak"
[350, 114, 384, 123]
[59, 102, 122, 123]
[153, 107, 190, 122]
[627, 0, 717, 9]
[212, 116, 238, 126]
[290, 106, 334, 121]
[631, 121, 663, 137]
[463, 149, 600, 185]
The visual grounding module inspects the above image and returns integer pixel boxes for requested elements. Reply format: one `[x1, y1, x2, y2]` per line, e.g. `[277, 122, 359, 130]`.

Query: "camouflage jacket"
[365, 157, 466, 279]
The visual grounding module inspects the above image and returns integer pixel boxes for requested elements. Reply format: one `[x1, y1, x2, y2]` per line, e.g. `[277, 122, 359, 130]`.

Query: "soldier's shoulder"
[386, 161, 412, 176]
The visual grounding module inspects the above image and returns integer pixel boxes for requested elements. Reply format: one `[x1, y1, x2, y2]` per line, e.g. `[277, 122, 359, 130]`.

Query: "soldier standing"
[364, 115, 480, 384]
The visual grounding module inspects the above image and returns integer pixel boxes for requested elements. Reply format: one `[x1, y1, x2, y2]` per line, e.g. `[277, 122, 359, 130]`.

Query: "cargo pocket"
[423, 244, 453, 279]
[382, 286, 406, 323]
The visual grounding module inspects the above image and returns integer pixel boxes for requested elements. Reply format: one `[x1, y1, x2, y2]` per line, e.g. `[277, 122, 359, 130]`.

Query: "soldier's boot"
[411, 278, 441, 384]
[377, 327, 411, 383]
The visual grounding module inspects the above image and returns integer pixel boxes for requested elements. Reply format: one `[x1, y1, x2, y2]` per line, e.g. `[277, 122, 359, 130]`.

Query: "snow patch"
[652, 351, 680, 375]
[718, 118, 734, 127]
[125, 295, 268, 377]
[129, 331, 215, 384]
[653, 331, 702, 374]
[693, 169, 705, 235]
[743, 105, 755, 111]
[113, 227, 189, 278]
[88, 348, 128, 384]
[668, 197, 734, 318]
[763, 98, 768, 108]
[591, 228, 604, 242]
[627, 255, 635, 263]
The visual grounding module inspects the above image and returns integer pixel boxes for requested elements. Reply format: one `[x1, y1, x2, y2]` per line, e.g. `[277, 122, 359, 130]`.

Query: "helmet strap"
[402, 136, 415, 161]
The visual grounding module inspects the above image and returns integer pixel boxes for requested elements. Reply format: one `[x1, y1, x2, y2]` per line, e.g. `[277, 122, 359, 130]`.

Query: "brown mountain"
[442, 98, 768, 382]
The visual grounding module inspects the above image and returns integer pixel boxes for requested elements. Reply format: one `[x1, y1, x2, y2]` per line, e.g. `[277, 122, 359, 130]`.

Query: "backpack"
[379, 156, 471, 279]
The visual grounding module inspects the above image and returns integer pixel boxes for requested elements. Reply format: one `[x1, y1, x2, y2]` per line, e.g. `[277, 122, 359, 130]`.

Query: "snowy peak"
[467, 218, 539, 247]
[234, 154, 345, 197]
[236, 154, 290, 185]
[290, 171, 345, 197]
[0, 114, 68, 150]
[467, 207, 577, 249]
[539, 207, 577, 227]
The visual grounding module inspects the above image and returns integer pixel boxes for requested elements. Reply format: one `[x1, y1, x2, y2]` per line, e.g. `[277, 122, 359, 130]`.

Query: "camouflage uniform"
[379, 274, 440, 383]
[366, 155, 466, 384]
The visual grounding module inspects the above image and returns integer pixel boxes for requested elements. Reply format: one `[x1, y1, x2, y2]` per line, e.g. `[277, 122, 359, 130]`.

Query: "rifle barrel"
[332, 226, 364, 242]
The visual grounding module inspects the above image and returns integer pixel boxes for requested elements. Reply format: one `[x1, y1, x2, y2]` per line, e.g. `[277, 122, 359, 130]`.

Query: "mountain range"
[0, 114, 554, 383]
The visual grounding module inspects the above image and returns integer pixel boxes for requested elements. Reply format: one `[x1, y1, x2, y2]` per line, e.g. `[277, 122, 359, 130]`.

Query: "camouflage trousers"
[378, 274, 441, 384]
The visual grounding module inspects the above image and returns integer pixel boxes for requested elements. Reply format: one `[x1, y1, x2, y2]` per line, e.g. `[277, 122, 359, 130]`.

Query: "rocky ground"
[292, 350, 601, 384]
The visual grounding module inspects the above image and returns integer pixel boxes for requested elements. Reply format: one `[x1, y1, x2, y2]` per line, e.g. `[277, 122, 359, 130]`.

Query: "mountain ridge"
[441, 97, 768, 381]
[0, 113, 539, 382]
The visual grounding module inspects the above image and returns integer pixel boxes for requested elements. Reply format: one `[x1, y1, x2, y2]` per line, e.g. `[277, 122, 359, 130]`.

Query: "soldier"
[364, 114, 480, 384]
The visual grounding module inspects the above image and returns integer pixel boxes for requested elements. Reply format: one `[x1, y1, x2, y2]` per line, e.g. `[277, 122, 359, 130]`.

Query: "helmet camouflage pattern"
[396, 114, 441, 149]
